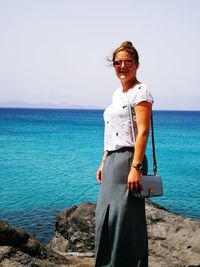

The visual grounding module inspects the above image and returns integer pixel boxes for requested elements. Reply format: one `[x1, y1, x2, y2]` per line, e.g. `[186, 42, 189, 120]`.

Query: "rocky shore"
[0, 200, 200, 267]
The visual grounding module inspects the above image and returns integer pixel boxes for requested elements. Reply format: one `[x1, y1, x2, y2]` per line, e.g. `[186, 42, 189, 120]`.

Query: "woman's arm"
[96, 150, 108, 184]
[127, 101, 152, 191]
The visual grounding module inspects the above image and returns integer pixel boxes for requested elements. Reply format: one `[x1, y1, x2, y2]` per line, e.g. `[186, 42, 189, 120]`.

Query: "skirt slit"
[95, 204, 111, 266]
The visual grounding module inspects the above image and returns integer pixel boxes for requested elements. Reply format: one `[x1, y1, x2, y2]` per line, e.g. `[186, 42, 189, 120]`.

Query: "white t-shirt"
[103, 83, 154, 151]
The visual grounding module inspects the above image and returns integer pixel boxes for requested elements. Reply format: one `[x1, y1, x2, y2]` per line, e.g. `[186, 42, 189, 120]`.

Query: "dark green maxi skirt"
[95, 147, 148, 267]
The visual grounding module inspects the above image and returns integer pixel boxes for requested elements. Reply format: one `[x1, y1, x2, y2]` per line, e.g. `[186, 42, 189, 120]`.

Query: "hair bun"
[121, 41, 133, 48]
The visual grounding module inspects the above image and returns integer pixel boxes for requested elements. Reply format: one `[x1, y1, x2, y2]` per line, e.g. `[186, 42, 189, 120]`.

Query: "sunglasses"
[113, 60, 134, 68]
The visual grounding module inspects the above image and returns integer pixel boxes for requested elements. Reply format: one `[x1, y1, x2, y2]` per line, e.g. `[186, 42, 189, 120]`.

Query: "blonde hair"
[112, 41, 139, 63]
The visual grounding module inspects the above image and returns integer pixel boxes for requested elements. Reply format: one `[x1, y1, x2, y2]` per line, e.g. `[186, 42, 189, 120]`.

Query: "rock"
[50, 202, 95, 253]
[0, 220, 68, 267]
[145, 200, 200, 266]
[66, 253, 95, 267]
[1, 200, 200, 267]
[49, 200, 200, 267]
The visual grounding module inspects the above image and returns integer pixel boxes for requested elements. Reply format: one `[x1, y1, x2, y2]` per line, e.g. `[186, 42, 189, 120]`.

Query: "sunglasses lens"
[113, 60, 133, 68]
[113, 61, 121, 67]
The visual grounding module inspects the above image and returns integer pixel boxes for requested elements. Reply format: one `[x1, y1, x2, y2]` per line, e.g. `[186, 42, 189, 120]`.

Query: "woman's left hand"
[127, 168, 143, 192]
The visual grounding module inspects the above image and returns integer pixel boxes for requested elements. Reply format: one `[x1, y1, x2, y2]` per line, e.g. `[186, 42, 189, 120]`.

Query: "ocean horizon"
[0, 108, 200, 243]
[0, 105, 200, 111]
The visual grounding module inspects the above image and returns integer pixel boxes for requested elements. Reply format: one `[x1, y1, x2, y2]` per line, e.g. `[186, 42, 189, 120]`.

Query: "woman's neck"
[121, 78, 139, 92]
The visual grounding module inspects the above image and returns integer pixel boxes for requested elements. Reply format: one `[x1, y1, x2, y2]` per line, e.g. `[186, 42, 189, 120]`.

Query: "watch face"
[132, 163, 143, 170]
[136, 163, 142, 170]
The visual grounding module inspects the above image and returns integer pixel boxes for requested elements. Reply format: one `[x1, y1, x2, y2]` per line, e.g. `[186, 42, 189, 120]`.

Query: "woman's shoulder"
[130, 83, 154, 106]
[136, 83, 150, 91]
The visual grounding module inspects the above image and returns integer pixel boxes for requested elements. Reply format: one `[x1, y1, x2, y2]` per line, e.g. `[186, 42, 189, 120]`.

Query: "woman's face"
[113, 51, 139, 82]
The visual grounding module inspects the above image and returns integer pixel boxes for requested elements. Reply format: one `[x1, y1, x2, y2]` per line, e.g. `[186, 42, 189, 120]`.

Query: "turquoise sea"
[0, 108, 200, 244]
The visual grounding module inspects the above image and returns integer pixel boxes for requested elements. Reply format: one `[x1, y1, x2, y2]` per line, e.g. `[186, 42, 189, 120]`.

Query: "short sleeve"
[130, 84, 154, 107]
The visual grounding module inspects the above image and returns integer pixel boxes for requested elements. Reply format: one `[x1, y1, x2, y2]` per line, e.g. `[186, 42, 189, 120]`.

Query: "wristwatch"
[131, 162, 143, 171]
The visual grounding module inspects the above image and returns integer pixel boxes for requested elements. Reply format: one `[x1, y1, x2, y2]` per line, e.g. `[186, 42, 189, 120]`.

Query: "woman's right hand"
[96, 151, 107, 184]
[96, 164, 103, 184]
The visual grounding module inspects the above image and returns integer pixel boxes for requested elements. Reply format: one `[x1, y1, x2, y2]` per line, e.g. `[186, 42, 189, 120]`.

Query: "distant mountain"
[0, 101, 103, 109]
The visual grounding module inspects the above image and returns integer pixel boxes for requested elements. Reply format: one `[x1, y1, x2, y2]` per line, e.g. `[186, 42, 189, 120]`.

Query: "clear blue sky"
[0, 0, 199, 110]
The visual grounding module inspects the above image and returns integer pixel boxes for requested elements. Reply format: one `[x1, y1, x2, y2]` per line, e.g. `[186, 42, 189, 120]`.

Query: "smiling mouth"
[119, 74, 126, 79]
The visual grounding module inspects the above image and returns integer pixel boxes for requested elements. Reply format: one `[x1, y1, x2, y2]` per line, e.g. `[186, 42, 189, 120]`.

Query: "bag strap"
[150, 113, 157, 175]
[128, 104, 157, 175]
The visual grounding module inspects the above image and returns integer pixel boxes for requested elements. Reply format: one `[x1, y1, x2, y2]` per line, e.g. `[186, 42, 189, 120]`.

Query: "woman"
[95, 41, 153, 267]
